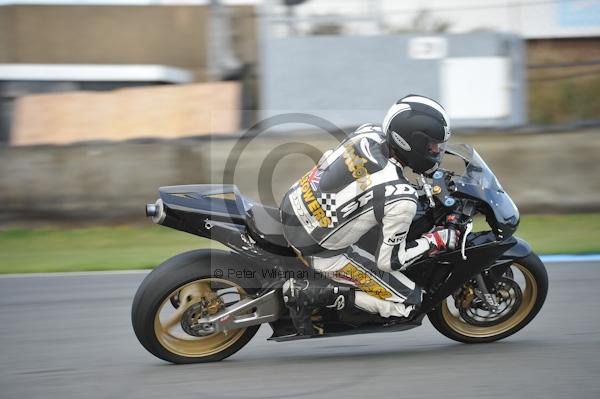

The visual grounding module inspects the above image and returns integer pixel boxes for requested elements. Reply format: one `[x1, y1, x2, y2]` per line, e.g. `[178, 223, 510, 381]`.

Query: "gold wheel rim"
[441, 263, 538, 338]
[154, 278, 247, 358]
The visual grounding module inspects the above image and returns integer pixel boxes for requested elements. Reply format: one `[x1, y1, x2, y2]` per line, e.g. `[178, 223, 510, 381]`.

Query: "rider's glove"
[423, 228, 460, 255]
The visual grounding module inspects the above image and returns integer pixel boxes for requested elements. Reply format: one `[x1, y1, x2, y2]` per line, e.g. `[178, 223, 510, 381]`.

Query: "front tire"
[131, 250, 260, 364]
[428, 253, 548, 343]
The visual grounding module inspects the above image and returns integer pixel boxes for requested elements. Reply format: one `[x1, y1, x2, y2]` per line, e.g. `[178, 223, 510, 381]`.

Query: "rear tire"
[131, 250, 260, 364]
[428, 253, 548, 344]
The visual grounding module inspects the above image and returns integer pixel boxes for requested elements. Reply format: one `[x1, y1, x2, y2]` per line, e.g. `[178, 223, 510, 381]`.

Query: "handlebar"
[420, 169, 478, 259]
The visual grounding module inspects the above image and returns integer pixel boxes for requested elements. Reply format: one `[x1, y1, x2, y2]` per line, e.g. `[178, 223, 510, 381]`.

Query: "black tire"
[428, 252, 548, 344]
[131, 249, 261, 364]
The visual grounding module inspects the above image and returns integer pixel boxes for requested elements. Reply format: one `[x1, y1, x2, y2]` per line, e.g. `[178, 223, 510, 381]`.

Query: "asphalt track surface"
[1, 262, 599, 399]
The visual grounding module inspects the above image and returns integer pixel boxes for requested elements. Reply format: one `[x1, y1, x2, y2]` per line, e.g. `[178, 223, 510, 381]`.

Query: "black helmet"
[382, 94, 451, 174]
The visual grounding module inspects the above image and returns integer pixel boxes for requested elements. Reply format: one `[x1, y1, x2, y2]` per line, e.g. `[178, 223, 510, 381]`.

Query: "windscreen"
[446, 144, 503, 191]
[445, 144, 520, 237]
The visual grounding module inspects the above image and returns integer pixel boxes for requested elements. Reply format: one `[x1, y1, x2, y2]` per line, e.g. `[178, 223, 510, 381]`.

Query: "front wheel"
[131, 250, 261, 363]
[428, 253, 548, 343]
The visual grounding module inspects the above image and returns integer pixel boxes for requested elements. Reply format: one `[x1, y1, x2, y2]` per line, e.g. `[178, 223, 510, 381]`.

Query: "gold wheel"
[153, 278, 248, 358]
[441, 263, 538, 338]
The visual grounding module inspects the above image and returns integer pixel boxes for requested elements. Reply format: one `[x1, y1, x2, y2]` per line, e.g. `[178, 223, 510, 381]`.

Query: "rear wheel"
[132, 250, 260, 363]
[428, 253, 548, 343]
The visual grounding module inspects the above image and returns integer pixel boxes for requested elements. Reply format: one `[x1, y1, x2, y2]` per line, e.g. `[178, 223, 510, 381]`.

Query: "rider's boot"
[282, 278, 355, 335]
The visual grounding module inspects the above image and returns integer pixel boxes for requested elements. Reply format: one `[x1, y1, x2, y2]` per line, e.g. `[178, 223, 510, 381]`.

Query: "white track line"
[0, 269, 150, 279]
[0, 255, 599, 279]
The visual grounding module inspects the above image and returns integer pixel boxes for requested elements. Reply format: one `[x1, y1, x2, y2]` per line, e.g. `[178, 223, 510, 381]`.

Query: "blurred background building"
[0, 0, 599, 223]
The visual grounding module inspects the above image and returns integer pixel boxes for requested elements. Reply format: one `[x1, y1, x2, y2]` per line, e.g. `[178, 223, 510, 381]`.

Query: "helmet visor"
[426, 140, 447, 162]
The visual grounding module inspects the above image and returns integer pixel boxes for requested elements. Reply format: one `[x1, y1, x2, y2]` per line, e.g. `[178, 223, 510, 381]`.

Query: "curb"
[540, 254, 600, 263]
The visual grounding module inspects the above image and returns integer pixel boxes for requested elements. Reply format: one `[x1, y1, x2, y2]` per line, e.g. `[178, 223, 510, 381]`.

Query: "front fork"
[474, 273, 500, 312]
[473, 255, 522, 313]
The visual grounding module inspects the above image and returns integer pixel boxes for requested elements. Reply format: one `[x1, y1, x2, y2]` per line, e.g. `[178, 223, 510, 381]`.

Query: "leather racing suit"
[280, 124, 433, 318]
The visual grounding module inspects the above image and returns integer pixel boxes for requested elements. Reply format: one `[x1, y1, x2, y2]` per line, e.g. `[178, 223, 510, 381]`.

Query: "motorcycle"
[132, 143, 548, 364]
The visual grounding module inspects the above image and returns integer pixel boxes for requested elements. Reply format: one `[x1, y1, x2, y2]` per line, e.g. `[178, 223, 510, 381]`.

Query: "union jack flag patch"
[307, 167, 322, 191]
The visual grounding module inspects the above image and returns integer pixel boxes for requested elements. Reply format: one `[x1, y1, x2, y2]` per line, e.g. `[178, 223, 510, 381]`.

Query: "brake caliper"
[203, 292, 225, 316]
[181, 292, 225, 336]
[457, 285, 476, 309]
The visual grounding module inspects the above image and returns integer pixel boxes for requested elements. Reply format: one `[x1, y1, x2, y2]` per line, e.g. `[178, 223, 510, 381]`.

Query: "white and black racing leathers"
[280, 124, 432, 318]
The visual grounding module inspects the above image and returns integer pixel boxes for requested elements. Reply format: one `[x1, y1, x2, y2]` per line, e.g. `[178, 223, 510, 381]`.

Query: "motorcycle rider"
[279, 95, 459, 334]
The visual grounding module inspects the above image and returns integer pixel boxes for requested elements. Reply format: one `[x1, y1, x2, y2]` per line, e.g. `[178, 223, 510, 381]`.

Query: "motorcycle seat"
[246, 203, 291, 251]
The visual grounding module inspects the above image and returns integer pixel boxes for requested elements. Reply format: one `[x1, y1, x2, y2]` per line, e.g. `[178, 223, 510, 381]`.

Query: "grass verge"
[0, 213, 599, 274]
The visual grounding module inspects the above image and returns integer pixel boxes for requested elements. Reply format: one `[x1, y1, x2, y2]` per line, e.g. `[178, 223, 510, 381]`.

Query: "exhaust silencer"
[145, 199, 166, 224]
[145, 203, 157, 217]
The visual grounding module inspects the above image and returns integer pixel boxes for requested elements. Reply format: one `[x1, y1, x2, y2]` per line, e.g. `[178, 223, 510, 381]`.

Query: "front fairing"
[446, 144, 520, 238]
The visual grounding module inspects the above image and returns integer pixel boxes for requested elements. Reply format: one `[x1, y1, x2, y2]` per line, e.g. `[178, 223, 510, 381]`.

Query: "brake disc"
[180, 295, 225, 337]
[458, 277, 522, 327]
